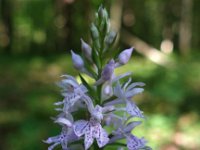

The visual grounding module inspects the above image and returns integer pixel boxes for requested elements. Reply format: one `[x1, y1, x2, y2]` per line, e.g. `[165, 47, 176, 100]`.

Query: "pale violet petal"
[73, 120, 89, 137]
[79, 84, 88, 93]
[91, 123, 101, 138]
[127, 135, 147, 150]
[48, 142, 60, 150]
[109, 134, 124, 143]
[126, 82, 145, 91]
[54, 101, 64, 106]
[94, 78, 104, 86]
[84, 128, 94, 150]
[102, 105, 115, 113]
[82, 95, 95, 114]
[55, 108, 63, 111]
[113, 81, 124, 98]
[123, 77, 132, 90]
[44, 135, 60, 144]
[55, 118, 72, 127]
[63, 94, 81, 111]
[60, 75, 77, 82]
[96, 127, 109, 148]
[61, 79, 79, 88]
[126, 101, 144, 118]
[112, 72, 132, 83]
[91, 105, 103, 121]
[104, 99, 124, 106]
[61, 140, 68, 149]
[125, 88, 144, 98]
[123, 121, 142, 133]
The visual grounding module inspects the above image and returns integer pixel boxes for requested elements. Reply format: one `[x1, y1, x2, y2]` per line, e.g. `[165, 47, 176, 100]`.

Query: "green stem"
[97, 84, 102, 104]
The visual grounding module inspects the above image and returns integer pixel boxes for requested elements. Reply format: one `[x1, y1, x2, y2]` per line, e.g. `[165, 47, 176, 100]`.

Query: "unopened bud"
[105, 31, 117, 46]
[118, 47, 134, 65]
[71, 50, 84, 70]
[98, 5, 104, 19]
[90, 23, 99, 40]
[98, 6, 108, 20]
[81, 39, 92, 60]
[103, 84, 113, 97]
[94, 59, 115, 86]
[101, 59, 115, 80]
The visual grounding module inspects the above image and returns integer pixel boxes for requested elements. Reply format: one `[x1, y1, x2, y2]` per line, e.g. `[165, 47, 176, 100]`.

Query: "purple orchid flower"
[109, 119, 150, 150]
[73, 118, 109, 150]
[104, 80, 145, 118]
[44, 125, 79, 150]
[127, 135, 150, 150]
[54, 75, 88, 112]
[73, 104, 113, 149]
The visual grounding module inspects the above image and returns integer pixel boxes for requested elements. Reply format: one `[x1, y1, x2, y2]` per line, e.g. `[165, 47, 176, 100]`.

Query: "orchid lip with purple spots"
[73, 118, 109, 150]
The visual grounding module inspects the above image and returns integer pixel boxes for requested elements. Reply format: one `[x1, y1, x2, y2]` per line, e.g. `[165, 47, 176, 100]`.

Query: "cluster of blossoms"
[45, 6, 151, 150]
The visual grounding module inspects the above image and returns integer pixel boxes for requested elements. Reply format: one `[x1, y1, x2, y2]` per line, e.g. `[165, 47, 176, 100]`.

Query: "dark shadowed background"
[0, 0, 200, 149]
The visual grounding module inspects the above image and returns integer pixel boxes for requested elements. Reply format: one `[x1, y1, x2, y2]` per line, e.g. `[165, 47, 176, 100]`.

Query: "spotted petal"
[127, 135, 147, 150]
[96, 127, 109, 148]
[73, 120, 89, 137]
[63, 94, 81, 111]
[84, 127, 94, 150]
[126, 100, 144, 118]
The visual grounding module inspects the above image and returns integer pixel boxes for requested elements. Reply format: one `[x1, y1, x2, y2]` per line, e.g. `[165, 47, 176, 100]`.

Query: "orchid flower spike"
[46, 6, 151, 150]
[104, 80, 145, 118]
[110, 121, 150, 150]
[55, 75, 88, 112]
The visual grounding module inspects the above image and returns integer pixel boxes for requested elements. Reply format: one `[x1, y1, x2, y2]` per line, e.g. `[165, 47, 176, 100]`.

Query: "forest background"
[0, 0, 200, 149]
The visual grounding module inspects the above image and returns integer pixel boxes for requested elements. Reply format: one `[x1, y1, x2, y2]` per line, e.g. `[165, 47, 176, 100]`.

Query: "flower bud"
[94, 59, 115, 86]
[98, 6, 108, 21]
[118, 47, 134, 65]
[101, 59, 115, 81]
[98, 5, 104, 19]
[71, 50, 84, 70]
[81, 39, 92, 60]
[90, 23, 99, 40]
[103, 84, 113, 96]
[105, 31, 117, 47]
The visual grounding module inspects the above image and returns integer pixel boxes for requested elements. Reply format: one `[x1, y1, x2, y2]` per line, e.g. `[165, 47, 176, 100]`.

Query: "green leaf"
[79, 74, 98, 101]
[91, 47, 101, 70]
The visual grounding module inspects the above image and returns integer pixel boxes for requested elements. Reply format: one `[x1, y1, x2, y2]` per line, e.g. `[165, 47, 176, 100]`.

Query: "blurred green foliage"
[0, 0, 200, 150]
